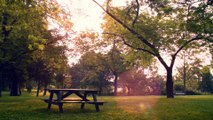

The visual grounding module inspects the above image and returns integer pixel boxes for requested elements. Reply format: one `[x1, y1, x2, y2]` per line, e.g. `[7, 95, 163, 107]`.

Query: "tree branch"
[170, 36, 202, 68]
[106, 0, 110, 11]
[93, 0, 157, 52]
[103, 32, 156, 56]
[122, 37, 157, 56]
[132, 0, 140, 27]
[156, 53, 169, 70]
[174, 36, 202, 58]
[10, 49, 38, 62]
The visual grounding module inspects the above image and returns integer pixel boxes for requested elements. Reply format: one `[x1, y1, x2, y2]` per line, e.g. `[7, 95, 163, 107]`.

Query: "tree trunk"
[122, 85, 126, 95]
[183, 53, 186, 93]
[0, 68, 3, 97]
[19, 88, 22, 95]
[0, 83, 2, 97]
[127, 86, 131, 96]
[43, 84, 48, 96]
[113, 72, 118, 96]
[36, 81, 41, 97]
[99, 86, 102, 96]
[10, 78, 19, 96]
[183, 65, 186, 93]
[0, 75, 2, 97]
[166, 68, 174, 98]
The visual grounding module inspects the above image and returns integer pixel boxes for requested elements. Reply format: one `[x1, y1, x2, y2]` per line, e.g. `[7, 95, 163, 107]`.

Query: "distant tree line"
[174, 65, 213, 95]
[70, 49, 213, 96]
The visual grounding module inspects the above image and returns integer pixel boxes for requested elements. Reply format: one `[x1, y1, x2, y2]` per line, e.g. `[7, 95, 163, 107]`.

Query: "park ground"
[0, 92, 213, 120]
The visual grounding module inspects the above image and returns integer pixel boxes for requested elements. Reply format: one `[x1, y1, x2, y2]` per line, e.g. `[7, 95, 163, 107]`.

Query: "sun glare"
[57, 0, 128, 33]
[57, 0, 104, 33]
[115, 96, 159, 113]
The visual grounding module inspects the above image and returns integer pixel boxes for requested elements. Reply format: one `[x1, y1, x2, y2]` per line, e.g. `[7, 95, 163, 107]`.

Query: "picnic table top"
[45, 88, 97, 92]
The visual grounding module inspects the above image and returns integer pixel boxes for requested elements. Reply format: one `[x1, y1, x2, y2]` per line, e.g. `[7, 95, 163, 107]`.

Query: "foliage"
[107, 47, 126, 74]
[24, 29, 71, 96]
[102, 11, 155, 66]
[174, 82, 184, 92]
[71, 31, 128, 95]
[174, 58, 203, 92]
[106, 46, 127, 95]
[185, 89, 202, 95]
[118, 68, 164, 95]
[0, 0, 72, 96]
[186, 4, 213, 42]
[199, 66, 213, 93]
[70, 51, 112, 94]
[0, 0, 48, 96]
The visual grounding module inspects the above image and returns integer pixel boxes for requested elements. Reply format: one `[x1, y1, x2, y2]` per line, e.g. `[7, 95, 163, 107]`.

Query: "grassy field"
[0, 92, 213, 120]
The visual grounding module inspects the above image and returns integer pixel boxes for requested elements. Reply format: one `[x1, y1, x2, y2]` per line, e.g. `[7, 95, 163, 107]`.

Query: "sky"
[57, 0, 127, 33]
[58, 0, 103, 33]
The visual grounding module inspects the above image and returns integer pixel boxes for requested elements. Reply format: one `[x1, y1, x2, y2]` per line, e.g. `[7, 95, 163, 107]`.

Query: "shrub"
[185, 90, 202, 95]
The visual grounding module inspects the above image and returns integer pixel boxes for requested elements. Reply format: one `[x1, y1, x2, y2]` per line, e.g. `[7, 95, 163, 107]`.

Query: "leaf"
[28, 44, 33, 50]
[38, 45, 45, 50]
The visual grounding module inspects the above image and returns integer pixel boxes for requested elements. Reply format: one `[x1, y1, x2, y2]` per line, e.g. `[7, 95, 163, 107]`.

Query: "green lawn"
[0, 92, 213, 120]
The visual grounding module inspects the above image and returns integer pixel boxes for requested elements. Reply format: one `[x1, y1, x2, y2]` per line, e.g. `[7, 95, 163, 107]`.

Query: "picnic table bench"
[42, 89, 104, 112]
[175, 91, 185, 96]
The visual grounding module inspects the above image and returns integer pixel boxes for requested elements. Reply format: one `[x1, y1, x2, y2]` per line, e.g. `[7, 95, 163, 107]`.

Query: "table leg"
[81, 102, 85, 109]
[81, 92, 87, 109]
[48, 92, 54, 109]
[92, 93, 100, 112]
[58, 103, 63, 113]
[55, 91, 64, 112]
[56, 91, 62, 101]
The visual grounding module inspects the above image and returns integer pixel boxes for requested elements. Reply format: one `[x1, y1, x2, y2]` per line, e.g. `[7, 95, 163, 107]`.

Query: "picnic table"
[42, 89, 104, 112]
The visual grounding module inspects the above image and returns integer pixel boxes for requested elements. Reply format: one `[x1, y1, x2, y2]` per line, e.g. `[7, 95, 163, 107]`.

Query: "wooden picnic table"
[43, 89, 104, 112]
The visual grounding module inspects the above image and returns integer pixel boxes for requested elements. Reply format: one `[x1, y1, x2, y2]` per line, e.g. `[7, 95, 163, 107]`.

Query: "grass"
[0, 92, 213, 120]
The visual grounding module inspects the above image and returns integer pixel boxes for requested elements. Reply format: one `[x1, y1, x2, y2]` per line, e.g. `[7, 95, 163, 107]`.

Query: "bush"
[174, 82, 184, 91]
[161, 89, 166, 95]
[185, 90, 202, 95]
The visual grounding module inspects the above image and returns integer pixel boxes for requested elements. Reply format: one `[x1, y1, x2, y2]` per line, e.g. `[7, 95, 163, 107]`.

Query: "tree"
[175, 59, 203, 93]
[93, 0, 213, 98]
[174, 47, 206, 93]
[70, 51, 112, 95]
[28, 30, 70, 96]
[200, 66, 213, 93]
[27, 59, 51, 96]
[0, 0, 72, 96]
[71, 31, 127, 95]
[119, 68, 164, 95]
[207, 0, 213, 5]
[106, 43, 126, 96]
[0, 0, 45, 96]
